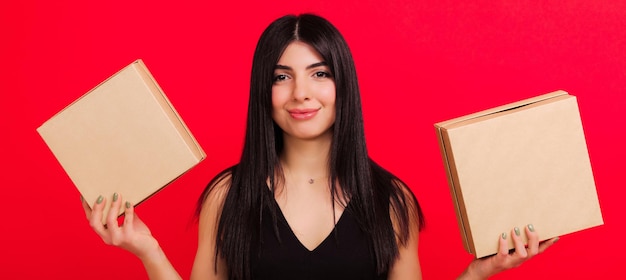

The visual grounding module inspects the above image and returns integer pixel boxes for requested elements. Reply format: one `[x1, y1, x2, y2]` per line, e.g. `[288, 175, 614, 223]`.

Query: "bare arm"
[388, 182, 423, 280]
[190, 176, 230, 280]
[387, 215, 422, 280]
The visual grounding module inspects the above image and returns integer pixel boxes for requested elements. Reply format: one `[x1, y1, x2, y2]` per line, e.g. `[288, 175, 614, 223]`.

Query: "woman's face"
[271, 41, 336, 141]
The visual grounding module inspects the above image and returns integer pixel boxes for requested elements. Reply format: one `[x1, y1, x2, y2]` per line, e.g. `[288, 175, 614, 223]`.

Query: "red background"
[1, 1, 624, 279]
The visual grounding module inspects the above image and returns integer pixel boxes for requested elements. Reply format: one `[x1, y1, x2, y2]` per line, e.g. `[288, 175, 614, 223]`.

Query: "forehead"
[276, 41, 325, 67]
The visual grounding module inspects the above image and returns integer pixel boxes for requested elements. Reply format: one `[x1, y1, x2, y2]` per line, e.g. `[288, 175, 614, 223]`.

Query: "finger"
[490, 232, 510, 272]
[525, 224, 539, 257]
[89, 195, 107, 235]
[497, 232, 509, 256]
[106, 193, 123, 231]
[511, 227, 528, 259]
[538, 237, 559, 254]
[81, 196, 92, 219]
[123, 200, 134, 230]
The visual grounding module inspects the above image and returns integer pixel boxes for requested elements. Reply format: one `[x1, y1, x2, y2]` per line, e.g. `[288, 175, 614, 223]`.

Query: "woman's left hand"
[459, 224, 559, 279]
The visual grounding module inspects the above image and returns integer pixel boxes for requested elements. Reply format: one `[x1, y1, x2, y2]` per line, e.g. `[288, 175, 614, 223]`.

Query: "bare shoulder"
[391, 178, 416, 200]
[200, 171, 233, 215]
[390, 178, 422, 228]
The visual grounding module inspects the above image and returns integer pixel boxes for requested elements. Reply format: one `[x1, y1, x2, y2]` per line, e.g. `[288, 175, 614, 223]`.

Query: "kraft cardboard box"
[37, 60, 205, 224]
[434, 90, 603, 258]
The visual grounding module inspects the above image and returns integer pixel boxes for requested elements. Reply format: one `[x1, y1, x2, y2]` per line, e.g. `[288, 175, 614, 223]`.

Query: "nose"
[291, 76, 309, 102]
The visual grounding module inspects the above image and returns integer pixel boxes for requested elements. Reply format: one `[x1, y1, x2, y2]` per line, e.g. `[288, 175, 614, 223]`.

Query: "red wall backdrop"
[2, 1, 624, 279]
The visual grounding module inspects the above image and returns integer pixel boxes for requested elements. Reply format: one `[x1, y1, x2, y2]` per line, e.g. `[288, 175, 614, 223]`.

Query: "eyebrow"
[274, 61, 328, 70]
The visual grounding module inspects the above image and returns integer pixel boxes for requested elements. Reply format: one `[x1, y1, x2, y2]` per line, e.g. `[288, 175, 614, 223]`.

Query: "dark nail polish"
[125, 201, 131, 209]
[502, 232, 507, 240]
[514, 227, 521, 236]
[113, 193, 119, 202]
[96, 195, 103, 204]
[528, 224, 535, 232]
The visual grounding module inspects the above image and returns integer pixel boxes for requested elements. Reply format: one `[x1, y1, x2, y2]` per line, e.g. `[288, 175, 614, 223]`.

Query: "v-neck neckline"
[269, 193, 350, 253]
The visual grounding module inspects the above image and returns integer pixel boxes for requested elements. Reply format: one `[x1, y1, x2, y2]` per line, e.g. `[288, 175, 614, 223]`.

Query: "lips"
[288, 108, 320, 120]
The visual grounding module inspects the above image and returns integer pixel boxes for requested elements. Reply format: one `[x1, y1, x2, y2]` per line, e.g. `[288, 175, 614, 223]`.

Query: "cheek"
[320, 84, 336, 105]
[271, 87, 287, 109]
[271, 86, 291, 123]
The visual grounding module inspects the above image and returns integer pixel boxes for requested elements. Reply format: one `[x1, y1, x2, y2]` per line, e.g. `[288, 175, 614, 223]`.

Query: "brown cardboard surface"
[435, 91, 603, 258]
[37, 60, 205, 224]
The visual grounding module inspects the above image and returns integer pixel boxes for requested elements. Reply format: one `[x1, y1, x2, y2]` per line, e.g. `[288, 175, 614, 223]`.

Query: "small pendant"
[308, 178, 314, 184]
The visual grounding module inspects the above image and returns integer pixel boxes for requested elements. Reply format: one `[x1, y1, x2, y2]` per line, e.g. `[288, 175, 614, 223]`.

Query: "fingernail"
[113, 193, 119, 202]
[80, 195, 84, 202]
[501, 232, 507, 240]
[125, 201, 131, 209]
[96, 195, 103, 204]
[514, 227, 521, 236]
[528, 224, 535, 232]
[553, 237, 560, 243]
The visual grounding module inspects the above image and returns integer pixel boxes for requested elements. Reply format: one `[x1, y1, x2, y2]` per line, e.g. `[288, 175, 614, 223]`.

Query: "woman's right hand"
[81, 193, 160, 261]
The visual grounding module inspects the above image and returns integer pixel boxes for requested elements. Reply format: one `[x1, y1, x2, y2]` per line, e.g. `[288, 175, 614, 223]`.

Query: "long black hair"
[197, 13, 424, 280]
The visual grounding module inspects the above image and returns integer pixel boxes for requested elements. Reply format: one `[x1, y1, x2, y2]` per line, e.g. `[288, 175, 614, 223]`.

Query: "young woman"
[83, 14, 557, 280]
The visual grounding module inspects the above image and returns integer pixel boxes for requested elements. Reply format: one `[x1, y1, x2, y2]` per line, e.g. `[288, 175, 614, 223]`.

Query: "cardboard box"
[37, 60, 205, 223]
[434, 90, 603, 258]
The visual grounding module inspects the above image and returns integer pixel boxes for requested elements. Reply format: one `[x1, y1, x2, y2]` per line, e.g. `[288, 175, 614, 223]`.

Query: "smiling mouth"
[288, 108, 320, 120]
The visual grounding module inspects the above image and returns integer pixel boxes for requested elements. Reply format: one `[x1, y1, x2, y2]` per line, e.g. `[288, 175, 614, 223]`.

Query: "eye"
[313, 71, 332, 79]
[273, 74, 289, 82]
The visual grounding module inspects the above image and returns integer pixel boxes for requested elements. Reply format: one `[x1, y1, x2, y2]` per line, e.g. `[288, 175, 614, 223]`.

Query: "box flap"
[434, 90, 568, 129]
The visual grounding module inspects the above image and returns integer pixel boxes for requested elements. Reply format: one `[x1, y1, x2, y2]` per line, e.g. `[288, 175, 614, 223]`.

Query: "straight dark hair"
[197, 13, 424, 280]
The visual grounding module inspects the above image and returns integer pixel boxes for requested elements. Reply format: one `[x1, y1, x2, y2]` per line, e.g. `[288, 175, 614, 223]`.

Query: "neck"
[280, 131, 332, 185]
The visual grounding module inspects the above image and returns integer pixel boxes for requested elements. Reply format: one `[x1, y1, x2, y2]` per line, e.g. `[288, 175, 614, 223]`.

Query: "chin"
[286, 129, 333, 141]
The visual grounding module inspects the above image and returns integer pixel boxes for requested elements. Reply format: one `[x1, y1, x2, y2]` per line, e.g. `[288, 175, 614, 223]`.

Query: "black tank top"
[251, 199, 388, 280]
